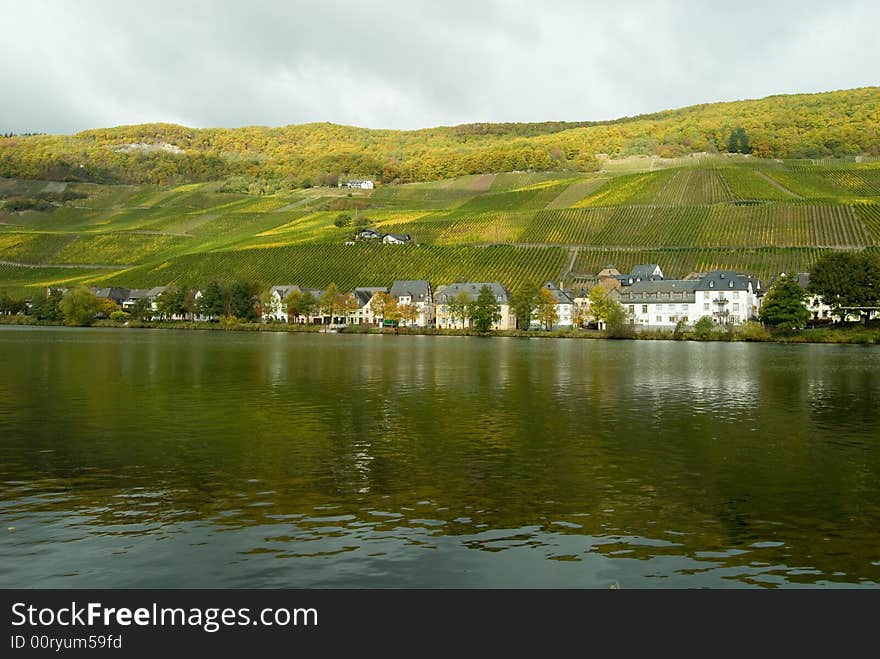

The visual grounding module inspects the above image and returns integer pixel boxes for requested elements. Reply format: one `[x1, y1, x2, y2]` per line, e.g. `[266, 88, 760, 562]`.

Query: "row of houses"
[262, 266, 765, 330]
[60, 263, 865, 329]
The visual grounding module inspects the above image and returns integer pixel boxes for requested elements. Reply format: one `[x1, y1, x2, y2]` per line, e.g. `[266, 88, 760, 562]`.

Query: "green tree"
[299, 290, 319, 323]
[282, 289, 302, 322]
[809, 251, 880, 322]
[694, 316, 716, 340]
[59, 286, 98, 326]
[446, 291, 472, 328]
[588, 286, 615, 324]
[333, 213, 352, 228]
[0, 291, 26, 315]
[229, 280, 259, 320]
[197, 280, 227, 319]
[727, 127, 751, 154]
[760, 274, 810, 330]
[468, 285, 502, 333]
[156, 286, 187, 319]
[95, 297, 119, 318]
[604, 302, 633, 338]
[129, 296, 154, 321]
[510, 282, 539, 329]
[535, 287, 559, 330]
[30, 289, 64, 321]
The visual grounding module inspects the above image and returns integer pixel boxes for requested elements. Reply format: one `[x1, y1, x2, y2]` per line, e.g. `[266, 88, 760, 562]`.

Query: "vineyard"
[2, 159, 880, 298]
[100, 243, 568, 292]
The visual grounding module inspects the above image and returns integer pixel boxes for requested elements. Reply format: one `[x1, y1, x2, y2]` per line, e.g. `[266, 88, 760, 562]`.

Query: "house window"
[703, 303, 709, 311]
[733, 303, 740, 312]
[655, 315, 662, 323]
[642, 305, 648, 314]
[733, 291, 740, 299]
[668, 316, 676, 323]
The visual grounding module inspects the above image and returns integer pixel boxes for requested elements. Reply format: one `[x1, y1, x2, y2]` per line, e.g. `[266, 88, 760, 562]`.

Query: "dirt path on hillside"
[466, 174, 496, 192]
[756, 171, 803, 199]
[0, 260, 120, 269]
[559, 247, 580, 280]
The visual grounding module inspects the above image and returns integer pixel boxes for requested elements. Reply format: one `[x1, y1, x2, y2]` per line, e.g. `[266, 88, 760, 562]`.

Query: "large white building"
[614, 270, 762, 328]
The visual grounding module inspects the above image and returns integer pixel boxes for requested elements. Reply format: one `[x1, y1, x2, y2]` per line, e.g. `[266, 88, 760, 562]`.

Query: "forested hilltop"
[1, 87, 878, 188]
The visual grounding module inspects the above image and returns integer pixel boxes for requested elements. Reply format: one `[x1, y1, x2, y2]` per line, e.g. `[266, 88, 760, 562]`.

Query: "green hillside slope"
[2, 156, 879, 297]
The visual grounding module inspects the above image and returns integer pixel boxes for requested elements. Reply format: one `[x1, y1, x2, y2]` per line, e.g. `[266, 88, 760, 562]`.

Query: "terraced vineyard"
[102, 244, 568, 291]
[1, 158, 879, 297]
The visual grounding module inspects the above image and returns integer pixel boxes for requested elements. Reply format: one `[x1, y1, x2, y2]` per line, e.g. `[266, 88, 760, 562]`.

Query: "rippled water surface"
[1, 327, 879, 588]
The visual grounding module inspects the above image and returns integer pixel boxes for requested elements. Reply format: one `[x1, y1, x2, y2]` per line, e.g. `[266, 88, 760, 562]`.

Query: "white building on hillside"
[339, 179, 374, 190]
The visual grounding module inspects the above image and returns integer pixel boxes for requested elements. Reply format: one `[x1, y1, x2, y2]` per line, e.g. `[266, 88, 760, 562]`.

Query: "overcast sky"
[2, 0, 878, 134]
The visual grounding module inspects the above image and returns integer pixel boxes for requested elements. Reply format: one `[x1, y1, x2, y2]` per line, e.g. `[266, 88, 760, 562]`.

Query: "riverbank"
[2, 314, 879, 344]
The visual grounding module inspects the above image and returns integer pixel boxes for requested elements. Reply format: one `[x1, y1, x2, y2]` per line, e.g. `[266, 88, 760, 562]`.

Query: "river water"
[1, 327, 878, 588]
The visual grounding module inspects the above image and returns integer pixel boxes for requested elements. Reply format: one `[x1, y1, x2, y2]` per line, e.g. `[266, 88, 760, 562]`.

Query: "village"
[8, 260, 872, 333]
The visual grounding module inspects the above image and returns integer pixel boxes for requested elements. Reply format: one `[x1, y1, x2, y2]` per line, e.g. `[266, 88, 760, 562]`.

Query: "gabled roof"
[695, 270, 756, 292]
[90, 287, 130, 302]
[269, 284, 302, 299]
[383, 233, 411, 241]
[353, 287, 388, 307]
[542, 282, 573, 305]
[436, 282, 509, 304]
[629, 264, 663, 280]
[390, 280, 430, 300]
[616, 279, 699, 304]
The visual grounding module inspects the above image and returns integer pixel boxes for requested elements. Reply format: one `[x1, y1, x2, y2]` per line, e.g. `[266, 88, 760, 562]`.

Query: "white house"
[350, 287, 388, 325]
[382, 233, 411, 244]
[434, 282, 516, 330]
[339, 179, 374, 190]
[390, 280, 433, 327]
[263, 284, 298, 322]
[694, 271, 762, 326]
[614, 270, 762, 328]
[262, 285, 327, 323]
[531, 282, 574, 329]
[783, 272, 873, 323]
[122, 287, 166, 315]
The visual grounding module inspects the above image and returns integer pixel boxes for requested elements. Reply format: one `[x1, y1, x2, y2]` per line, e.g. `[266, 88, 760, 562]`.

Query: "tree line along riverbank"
[2, 314, 879, 345]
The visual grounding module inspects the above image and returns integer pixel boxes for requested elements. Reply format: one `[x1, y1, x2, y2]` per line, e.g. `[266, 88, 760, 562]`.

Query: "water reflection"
[1, 327, 879, 588]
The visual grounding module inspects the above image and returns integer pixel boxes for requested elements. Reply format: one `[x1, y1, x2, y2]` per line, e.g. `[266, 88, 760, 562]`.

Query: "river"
[1, 327, 878, 588]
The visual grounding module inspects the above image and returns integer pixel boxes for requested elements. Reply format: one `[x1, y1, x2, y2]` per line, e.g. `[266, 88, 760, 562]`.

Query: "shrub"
[693, 316, 716, 340]
[109, 310, 128, 322]
[740, 321, 770, 341]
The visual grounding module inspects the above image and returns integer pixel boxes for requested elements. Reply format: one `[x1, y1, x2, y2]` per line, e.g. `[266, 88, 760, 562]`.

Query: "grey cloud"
[1, 0, 877, 134]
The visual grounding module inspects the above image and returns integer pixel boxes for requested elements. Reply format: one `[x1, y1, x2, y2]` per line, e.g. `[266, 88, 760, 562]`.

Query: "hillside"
[1, 155, 879, 297]
[0, 88, 878, 188]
